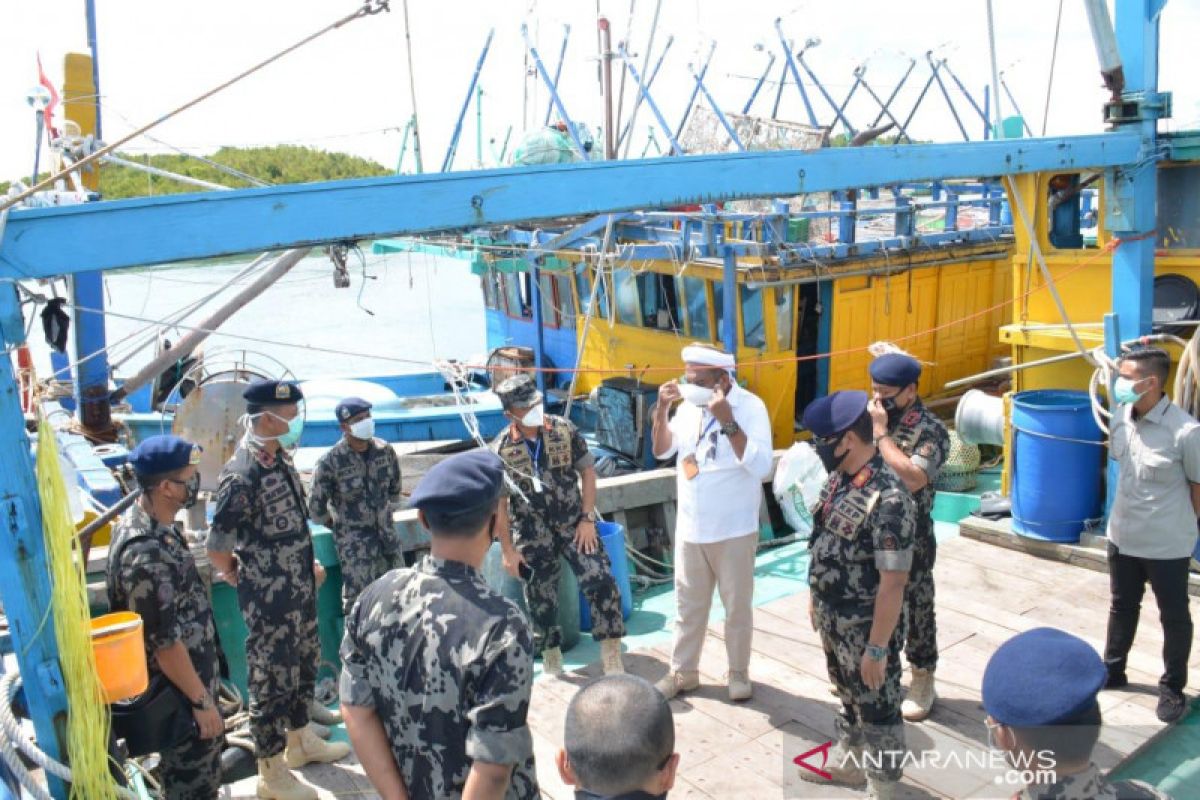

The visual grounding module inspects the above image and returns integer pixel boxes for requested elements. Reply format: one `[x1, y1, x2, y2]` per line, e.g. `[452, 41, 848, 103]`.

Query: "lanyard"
[524, 435, 542, 468]
[696, 412, 719, 442]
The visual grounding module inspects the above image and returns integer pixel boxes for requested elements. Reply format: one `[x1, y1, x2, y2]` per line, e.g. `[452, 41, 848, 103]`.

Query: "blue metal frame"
[773, 21, 818, 127]
[617, 35, 675, 151]
[542, 25, 571, 128]
[928, 53, 970, 141]
[796, 52, 855, 136]
[521, 24, 590, 160]
[742, 52, 777, 115]
[441, 28, 495, 172]
[689, 64, 744, 152]
[673, 42, 716, 143]
[620, 45, 685, 156]
[868, 59, 916, 129]
[0, 133, 1141, 276]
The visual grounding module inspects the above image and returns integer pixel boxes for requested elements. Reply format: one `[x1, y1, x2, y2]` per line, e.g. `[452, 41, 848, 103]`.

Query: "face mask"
[881, 395, 906, 427]
[815, 434, 848, 474]
[168, 473, 201, 509]
[1113, 376, 1146, 405]
[245, 410, 305, 448]
[520, 405, 544, 428]
[679, 382, 715, 407]
[349, 417, 375, 440]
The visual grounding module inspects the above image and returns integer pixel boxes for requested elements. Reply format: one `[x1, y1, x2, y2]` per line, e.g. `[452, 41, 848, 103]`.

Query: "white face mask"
[521, 405, 545, 427]
[678, 383, 715, 407]
[349, 417, 375, 440]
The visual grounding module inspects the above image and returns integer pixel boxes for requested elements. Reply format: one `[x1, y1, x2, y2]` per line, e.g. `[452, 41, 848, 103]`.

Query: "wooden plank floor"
[226, 536, 1200, 798]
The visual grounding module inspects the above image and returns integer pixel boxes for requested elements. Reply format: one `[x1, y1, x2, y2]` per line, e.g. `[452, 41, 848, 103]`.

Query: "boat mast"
[599, 16, 616, 159]
[401, 0, 424, 173]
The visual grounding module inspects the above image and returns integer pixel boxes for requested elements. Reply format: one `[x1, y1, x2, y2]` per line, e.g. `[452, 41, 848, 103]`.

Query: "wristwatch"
[582, 509, 601, 523]
[873, 433, 890, 447]
[865, 643, 887, 662]
[720, 420, 741, 437]
[190, 691, 214, 711]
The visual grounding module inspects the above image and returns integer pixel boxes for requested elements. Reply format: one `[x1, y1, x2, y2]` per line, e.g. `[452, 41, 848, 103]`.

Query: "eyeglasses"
[700, 430, 719, 462]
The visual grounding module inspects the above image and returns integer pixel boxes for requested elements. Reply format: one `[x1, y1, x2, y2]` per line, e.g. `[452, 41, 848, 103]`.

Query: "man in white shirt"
[651, 343, 774, 701]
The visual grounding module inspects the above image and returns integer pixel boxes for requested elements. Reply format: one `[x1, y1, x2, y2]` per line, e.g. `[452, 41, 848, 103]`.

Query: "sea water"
[23, 250, 487, 382]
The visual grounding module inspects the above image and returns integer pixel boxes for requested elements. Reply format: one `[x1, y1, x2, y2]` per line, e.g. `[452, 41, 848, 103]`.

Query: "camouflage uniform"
[886, 399, 949, 671]
[308, 436, 403, 614]
[491, 415, 625, 652]
[809, 455, 916, 783]
[208, 438, 318, 758]
[107, 503, 223, 800]
[340, 557, 539, 799]
[1015, 764, 1170, 799]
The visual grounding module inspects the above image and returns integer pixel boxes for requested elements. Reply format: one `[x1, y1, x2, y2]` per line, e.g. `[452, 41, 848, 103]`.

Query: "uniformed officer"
[340, 449, 540, 800]
[800, 390, 916, 799]
[108, 435, 224, 800]
[490, 374, 626, 677]
[868, 352, 949, 722]
[983, 627, 1173, 800]
[308, 396, 403, 615]
[207, 380, 349, 800]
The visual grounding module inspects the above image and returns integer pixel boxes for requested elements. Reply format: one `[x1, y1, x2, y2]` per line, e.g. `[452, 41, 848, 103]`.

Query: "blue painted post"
[894, 192, 914, 237]
[70, 272, 112, 435]
[895, 66, 941, 143]
[31, 112, 45, 187]
[838, 196, 857, 244]
[773, 21, 819, 127]
[528, 254, 547, 394]
[983, 85, 991, 140]
[522, 24, 590, 160]
[797, 53, 856, 136]
[85, 0, 102, 140]
[441, 28, 495, 173]
[0, 287, 70, 800]
[832, 69, 866, 137]
[620, 45, 685, 156]
[689, 65, 745, 152]
[770, 46, 790, 120]
[721, 247, 738, 357]
[945, 188, 959, 231]
[674, 42, 716, 142]
[742, 52, 777, 115]
[942, 59, 991, 131]
[543, 25, 571, 127]
[815, 279, 833, 396]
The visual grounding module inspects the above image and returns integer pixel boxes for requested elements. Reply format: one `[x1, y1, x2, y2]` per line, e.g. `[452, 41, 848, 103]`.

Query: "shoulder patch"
[917, 442, 936, 458]
[852, 465, 874, 488]
[902, 409, 921, 427]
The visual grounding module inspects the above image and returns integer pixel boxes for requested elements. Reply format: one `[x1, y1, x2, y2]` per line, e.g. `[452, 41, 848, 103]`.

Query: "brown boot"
[600, 639, 625, 675]
[256, 754, 317, 800]
[284, 726, 350, 768]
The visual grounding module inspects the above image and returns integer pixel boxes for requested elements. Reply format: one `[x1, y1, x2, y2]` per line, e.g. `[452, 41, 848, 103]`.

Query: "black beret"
[130, 435, 201, 477]
[242, 379, 303, 405]
[409, 450, 505, 517]
[869, 353, 922, 387]
[802, 390, 869, 438]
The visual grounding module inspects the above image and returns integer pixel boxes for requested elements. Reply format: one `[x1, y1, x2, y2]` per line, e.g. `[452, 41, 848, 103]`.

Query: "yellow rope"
[36, 419, 122, 800]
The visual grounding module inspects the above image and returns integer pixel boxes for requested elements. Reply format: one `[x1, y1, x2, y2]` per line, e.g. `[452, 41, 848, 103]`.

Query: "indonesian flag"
[36, 53, 60, 139]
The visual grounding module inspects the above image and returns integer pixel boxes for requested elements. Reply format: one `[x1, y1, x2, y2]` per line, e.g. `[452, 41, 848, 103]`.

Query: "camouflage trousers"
[336, 533, 402, 615]
[245, 612, 319, 757]
[814, 602, 906, 783]
[515, 522, 625, 652]
[157, 732, 224, 800]
[902, 524, 938, 670]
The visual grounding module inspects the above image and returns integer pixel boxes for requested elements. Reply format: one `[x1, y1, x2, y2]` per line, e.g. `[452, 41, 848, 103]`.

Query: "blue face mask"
[278, 414, 305, 448]
[1113, 376, 1146, 405]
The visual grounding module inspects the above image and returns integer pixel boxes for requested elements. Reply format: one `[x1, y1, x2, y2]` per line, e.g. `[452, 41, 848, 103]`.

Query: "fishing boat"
[1, 0, 1199, 797]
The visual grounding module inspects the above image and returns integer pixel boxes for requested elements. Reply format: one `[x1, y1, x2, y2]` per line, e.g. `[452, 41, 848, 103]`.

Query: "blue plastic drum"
[580, 521, 634, 631]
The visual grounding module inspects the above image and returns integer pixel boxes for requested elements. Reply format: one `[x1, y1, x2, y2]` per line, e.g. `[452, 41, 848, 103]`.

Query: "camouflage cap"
[494, 373, 543, 410]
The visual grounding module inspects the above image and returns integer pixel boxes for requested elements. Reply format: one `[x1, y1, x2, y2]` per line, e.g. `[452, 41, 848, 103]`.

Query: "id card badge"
[531, 474, 544, 493]
[681, 454, 700, 480]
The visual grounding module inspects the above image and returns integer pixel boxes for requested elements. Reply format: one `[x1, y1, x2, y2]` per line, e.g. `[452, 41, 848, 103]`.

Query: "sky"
[1, 0, 1198, 184]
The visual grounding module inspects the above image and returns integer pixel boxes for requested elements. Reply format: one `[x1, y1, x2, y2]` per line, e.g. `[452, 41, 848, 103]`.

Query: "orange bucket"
[90, 612, 149, 703]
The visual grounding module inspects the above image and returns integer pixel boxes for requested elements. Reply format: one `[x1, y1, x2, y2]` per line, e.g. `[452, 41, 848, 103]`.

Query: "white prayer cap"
[681, 343, 736, 370]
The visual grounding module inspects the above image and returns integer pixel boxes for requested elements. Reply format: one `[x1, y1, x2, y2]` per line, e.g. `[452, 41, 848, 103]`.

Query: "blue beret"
[242, 379, 303, 405]
[869, 353, 922, 387]
[802, 391, 869, 438]
[130, 435, 202, 477]
[335, 397, 373, 422]
[409, 449, 505, 518]
[982, 627, 1106, 727]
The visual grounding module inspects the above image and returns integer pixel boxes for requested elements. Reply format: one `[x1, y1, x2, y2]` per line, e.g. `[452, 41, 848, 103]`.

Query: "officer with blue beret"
[208, 379, 349, 798]
[798, 391, 917, 797]
[309, 396, 404, 615]
[866, 352, 950, 722]
[341, 449, 539, 799]
[108, 435, 225, 798]
[983, 628, 1171, 799]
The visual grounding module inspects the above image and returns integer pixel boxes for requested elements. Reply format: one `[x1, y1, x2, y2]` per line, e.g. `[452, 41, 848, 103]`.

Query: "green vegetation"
[1, 145, 391, 199]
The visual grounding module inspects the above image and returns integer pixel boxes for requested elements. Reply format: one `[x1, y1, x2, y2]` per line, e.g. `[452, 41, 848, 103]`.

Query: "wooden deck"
[227, 536, 1200, 798]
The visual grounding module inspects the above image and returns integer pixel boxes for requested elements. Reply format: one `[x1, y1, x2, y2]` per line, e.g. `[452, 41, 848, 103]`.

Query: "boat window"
[555, 274, 576, 322]
[481, 269, 502, 311]
[774, 286, 795, 351]
[502, 272, 528, 318]
[677, 276, 711, 340]
[713, 281, 725, 344]
[539, 273, 559, 328]
[741, 285, 767, 350]
[636, 272, 682, 332]
[575, 266, 610, 320]
[613, 268, 642, 326]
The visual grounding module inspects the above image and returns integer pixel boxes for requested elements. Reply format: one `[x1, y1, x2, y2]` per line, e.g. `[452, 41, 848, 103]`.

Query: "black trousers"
[1103, 541, 1193, 694]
